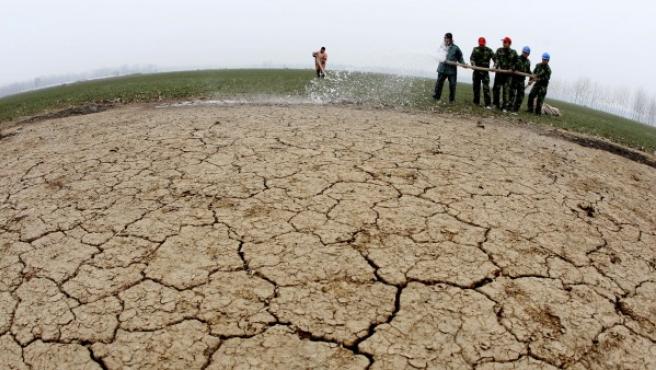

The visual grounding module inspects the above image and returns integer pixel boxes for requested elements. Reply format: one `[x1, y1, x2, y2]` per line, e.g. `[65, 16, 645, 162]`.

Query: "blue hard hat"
[542, 52, 551, 60]
[522, 46, 531, 54]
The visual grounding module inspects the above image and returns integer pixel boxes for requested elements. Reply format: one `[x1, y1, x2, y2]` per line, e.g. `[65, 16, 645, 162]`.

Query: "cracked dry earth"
[0, 104, 655, 370]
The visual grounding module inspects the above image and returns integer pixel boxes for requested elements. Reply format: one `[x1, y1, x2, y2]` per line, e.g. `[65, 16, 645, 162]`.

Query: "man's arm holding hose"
[447, 61, 534, 76]
[457, 47, 470, 68]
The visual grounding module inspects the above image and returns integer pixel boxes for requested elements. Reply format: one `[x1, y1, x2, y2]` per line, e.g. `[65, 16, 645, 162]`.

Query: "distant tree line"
[549, 78, 656, 126]
[0, 64, 159, 98]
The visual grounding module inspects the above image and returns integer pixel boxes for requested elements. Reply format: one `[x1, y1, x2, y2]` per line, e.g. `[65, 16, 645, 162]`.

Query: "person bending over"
[312, 47, 328, 79]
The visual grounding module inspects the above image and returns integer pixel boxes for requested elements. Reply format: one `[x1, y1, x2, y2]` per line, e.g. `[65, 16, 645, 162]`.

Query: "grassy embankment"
[1, 69, 655, 152]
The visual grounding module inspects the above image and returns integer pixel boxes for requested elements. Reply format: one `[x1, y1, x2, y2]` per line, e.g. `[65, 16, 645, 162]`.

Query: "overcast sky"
[2, 0, 654, 93]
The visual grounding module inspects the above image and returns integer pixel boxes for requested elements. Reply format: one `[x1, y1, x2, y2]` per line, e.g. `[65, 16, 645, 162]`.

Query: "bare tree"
[647, 96, 656, 126]
[573, 78, 592, 106]
[589, 81, 605, 111]
[632, 88, 648, 122]
[611, 86, 630, 117]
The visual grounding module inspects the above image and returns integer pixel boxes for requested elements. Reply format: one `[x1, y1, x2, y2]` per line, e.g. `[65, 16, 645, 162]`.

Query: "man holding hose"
[492, 37, 518, 112]
[433, 33, 468, 104]
[508, 46, 532, 114]
[528, 53, 552, 115]
[470, 37, 495, 109]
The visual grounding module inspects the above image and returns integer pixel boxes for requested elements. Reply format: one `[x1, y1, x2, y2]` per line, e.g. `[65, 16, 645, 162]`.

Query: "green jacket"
[437, 44, 464, 75]
[470, 46, 495, 68]
[533, 63, 552, 87]
[513, 55, 531, 82]
[494, 47, 518, 70]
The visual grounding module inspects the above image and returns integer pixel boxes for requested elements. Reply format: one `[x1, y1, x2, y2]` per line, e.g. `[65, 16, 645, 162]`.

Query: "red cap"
[478, 37, 486, 46]
[502, 37, 512, 45]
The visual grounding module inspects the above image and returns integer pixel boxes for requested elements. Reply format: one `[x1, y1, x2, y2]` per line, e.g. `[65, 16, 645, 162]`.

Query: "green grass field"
[1, 69, 655, 152]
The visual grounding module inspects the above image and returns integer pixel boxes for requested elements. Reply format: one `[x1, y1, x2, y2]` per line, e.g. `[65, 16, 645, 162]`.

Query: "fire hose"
[445, 61, 534, 78]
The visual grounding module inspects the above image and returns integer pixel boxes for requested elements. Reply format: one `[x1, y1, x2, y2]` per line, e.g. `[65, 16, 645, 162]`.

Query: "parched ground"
[0, 104, 655, 370]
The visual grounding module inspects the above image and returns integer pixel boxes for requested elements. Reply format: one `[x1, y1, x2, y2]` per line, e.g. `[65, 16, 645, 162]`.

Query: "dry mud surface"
[0, 104, 655, 369]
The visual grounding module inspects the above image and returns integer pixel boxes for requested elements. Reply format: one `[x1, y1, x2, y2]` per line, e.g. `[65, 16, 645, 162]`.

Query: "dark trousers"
[492, 74, 511, 109]
[472, 70, 491, 106]
[316, 69, 325, 79]
[528, 85, 548, 115]
[434, 73, 457, 102]
[508, 80, 526, 112]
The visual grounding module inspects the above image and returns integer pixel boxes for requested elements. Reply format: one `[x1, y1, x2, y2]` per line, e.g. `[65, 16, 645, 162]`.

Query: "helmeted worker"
[492, 36, 518, 111]
[312, 47, 328, 79]
[433, 33, 467, 104]
[508, 46, 532, 114]
[528, 52, 552, 115]
[470, 37, 495, 108]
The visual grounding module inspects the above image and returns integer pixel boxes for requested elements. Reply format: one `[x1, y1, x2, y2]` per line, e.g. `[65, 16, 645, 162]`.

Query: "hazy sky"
[2, 0, 654, 93]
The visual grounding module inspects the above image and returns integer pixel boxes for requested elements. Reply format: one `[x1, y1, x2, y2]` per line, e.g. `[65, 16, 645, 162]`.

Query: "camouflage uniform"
[492, 47, 518, 110]
[434, 44, 465, 102]
[508, 55, 531, 112]
[528, 62, 552, 115]
[470, 46, 495, 106]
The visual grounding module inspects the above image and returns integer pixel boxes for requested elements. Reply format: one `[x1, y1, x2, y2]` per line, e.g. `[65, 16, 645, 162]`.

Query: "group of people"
[312, 34, 552, 116]
[433, 32, 552, 115]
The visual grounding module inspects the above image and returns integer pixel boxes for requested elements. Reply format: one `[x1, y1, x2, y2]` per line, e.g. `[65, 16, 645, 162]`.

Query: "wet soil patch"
[548, 130, 656, 169]
[18, 103, 114, 125]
